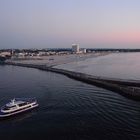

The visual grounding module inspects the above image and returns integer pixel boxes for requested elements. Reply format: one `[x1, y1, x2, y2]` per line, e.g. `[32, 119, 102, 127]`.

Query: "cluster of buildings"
[0, 44, 88, 59]
[1, 45, 140, 60]
[72, 44, 86, 54]
[13, 50, 69, 58]
[0, 51, 11, 59]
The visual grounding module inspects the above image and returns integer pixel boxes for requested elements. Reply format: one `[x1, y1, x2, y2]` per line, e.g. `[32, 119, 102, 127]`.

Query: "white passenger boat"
[0, 98, 39, 118]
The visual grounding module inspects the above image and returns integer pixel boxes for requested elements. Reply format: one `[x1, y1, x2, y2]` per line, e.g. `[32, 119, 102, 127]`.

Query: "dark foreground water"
[0, 65, 140, 140]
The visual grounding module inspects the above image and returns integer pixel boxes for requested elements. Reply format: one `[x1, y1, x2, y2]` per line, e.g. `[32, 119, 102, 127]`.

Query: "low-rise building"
[0, 52, 11, 57]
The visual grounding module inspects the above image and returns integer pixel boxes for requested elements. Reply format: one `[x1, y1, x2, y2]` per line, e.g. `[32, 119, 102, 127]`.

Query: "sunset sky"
[0, 0, 140, 49]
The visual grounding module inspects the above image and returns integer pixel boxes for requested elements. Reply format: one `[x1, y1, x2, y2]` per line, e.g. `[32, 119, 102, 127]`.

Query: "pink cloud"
[91, 31, 140, 44]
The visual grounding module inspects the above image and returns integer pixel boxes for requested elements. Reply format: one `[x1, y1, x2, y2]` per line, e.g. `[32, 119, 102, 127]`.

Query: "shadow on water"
[0, 109, 38, 123]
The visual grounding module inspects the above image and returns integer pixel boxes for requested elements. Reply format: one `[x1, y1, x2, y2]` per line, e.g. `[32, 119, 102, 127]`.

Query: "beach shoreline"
[7, 52, 111, 67]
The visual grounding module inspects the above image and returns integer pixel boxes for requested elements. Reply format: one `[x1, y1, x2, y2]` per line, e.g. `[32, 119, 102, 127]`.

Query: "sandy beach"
[7, 52, 110, 67]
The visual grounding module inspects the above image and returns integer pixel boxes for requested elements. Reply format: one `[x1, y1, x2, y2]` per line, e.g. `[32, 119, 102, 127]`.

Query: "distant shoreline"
[6, 52, 110, 67]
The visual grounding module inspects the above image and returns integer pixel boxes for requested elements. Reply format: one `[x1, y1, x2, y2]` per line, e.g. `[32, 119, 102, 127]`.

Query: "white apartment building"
[72, 44, 79, 53]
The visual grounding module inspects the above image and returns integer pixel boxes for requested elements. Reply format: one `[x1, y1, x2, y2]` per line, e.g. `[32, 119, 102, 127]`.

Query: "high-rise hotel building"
[72, 44, 79, 53]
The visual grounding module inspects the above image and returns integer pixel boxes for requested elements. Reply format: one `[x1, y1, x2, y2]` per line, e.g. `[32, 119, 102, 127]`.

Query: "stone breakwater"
[5, 62, 140, 101]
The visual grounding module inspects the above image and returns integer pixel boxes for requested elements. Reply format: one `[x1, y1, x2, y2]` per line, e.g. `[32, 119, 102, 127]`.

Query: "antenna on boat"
[11, 98, 15, 104]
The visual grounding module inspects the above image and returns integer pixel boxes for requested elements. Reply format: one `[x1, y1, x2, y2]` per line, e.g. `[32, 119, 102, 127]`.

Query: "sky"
[0, 0, 140, 49]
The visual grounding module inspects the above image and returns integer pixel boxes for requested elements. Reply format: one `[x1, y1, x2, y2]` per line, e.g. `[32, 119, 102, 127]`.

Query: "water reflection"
[0, 109, 38, 123]
[0, 64, 140, 140]
[55, 52, 140, 80]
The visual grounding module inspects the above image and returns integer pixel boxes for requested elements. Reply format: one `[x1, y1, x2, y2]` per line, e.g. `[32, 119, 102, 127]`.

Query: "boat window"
[3, 105, 16, 110]
[11, 105, 16, 108]
[18, 103, 27, 107]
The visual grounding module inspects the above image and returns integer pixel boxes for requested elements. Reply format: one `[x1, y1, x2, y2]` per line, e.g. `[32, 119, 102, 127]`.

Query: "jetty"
[5, 61, 140, 101]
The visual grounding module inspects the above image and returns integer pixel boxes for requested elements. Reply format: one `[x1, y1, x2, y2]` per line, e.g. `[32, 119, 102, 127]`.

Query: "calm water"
[0, 62, 140, 139]
[56, 52, 140, 80]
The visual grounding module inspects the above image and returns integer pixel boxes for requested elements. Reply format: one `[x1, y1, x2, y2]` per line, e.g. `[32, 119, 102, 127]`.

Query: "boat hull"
[0, 104, 38, 118]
